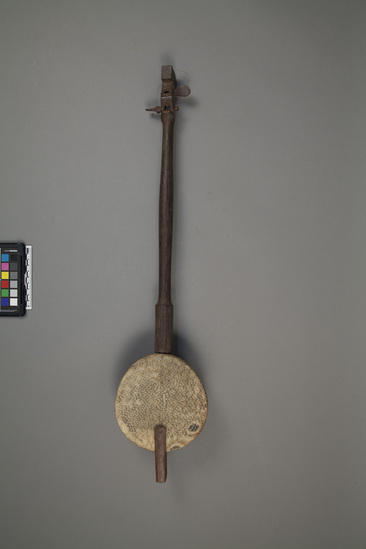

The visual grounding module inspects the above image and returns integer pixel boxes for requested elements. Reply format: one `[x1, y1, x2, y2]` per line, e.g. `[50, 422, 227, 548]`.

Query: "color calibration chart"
[0, 242, 32, 316]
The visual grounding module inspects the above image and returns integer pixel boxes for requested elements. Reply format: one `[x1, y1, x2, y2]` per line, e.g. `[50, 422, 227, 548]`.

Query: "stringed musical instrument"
[115, 65, 207, 482]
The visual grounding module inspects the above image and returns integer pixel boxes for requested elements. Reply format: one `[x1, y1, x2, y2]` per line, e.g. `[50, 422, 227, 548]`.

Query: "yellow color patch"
[1, 272, 9, 279]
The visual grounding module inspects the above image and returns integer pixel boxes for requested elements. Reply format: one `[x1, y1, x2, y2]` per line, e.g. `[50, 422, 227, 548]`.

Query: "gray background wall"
[0, 1, 365, 548]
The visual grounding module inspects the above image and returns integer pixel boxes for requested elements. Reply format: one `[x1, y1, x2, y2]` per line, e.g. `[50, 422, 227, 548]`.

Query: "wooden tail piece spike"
[154, 425, 167, 483]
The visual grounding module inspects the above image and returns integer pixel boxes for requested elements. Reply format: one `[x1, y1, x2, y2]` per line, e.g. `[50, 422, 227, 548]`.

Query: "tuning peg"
[175, 85, 191, 97]
[146, 105, 179, 113]
[146, 106, 162, 114]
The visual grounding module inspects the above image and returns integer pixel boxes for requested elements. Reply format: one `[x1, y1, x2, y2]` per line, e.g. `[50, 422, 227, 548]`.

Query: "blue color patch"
[1, 297, 9, 306]
[1, 254, 9, 262]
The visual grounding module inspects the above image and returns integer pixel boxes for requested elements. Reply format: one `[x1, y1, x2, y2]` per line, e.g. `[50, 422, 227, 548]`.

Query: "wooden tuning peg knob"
[175, 85, 191, 97]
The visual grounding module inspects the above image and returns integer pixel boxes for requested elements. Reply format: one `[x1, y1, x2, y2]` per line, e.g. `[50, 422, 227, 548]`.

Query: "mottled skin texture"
[115, 354, 208, 452]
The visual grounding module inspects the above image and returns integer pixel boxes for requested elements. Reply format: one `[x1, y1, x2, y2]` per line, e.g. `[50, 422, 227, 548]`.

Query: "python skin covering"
[115, 354, 208, 452]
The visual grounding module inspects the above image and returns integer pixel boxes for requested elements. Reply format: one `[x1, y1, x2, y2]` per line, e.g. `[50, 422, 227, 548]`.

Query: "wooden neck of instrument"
[155, 110, 175, 353]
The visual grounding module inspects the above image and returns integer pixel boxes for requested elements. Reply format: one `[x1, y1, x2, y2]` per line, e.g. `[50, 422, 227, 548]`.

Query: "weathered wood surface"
[154, 425, 167, 483]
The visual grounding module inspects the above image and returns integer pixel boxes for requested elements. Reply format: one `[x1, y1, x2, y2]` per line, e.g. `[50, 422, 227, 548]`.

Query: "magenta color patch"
[1, 263, 9, 270]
